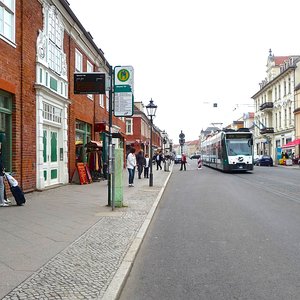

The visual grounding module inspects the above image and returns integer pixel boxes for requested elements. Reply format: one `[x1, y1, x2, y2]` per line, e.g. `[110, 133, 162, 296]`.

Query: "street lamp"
[146, 98, 157, 187]
[179, 130, 185, 154]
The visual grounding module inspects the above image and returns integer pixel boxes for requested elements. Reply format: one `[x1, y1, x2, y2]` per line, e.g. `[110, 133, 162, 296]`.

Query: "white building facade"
[252, 50, 300, 161]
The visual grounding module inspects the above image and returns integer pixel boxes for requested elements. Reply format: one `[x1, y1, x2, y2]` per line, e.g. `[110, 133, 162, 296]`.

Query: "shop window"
[0, 90, 12, 171]
[75, 120, 91, 163]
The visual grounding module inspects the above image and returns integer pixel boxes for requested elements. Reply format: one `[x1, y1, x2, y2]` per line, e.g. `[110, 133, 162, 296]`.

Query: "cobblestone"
[1, 169, 171, 300]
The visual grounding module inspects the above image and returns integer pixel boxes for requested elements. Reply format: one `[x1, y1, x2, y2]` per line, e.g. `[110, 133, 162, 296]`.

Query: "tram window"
[226, 140, 252, 156]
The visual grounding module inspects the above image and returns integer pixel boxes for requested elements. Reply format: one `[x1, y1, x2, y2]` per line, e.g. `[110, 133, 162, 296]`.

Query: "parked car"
[256, 155, 273, 166]
[174, 154, 182, 164]
[190, 154, 200, 159]
[253, 155, 262, 165]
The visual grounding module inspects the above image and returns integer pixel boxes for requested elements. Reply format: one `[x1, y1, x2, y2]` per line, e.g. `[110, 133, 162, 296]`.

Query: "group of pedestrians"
[126, 148, 150, 187]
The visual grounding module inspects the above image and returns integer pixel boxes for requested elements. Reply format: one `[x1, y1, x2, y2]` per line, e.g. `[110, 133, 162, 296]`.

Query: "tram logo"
[238, 156, 244, 162]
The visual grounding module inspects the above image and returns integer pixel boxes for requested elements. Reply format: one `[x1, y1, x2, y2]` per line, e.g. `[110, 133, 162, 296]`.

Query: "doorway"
[43, 126, 59, 186]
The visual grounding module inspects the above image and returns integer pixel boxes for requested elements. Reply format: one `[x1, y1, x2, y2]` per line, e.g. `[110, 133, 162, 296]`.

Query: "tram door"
[43, 126, 59, 186]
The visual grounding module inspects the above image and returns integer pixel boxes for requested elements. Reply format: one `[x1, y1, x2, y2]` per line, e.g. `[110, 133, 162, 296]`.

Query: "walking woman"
[126, 148, 136, 187]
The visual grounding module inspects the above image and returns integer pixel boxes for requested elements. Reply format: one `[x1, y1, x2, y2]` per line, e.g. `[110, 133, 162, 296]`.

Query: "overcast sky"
[68, 0, 300, 142]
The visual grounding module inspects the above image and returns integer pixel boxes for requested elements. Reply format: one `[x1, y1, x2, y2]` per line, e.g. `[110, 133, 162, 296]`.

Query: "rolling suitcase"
[5, 173, 26, 206]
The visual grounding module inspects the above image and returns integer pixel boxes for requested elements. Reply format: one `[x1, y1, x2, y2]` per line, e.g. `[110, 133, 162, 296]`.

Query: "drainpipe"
[20, 0, 24, 186]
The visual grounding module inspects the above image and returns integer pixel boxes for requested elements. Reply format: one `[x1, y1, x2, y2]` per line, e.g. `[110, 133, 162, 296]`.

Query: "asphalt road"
[119, 161, 300, 300]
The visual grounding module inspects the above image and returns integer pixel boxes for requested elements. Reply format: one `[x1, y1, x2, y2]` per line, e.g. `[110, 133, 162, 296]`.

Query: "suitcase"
[5, 174, 26, 206]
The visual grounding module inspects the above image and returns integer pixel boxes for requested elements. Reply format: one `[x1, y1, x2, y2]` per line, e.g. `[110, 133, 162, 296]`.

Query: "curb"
[101, 169, 173, 300]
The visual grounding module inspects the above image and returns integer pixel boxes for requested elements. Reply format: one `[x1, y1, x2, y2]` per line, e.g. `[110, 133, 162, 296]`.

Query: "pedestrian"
[180, 153, 187, 171]
[126, 147, 136, 187]
[136, 150, 144, 179]
[0, 142, 10, 207]
[144, 153, 150, 178]
[155, 151, 163, 170]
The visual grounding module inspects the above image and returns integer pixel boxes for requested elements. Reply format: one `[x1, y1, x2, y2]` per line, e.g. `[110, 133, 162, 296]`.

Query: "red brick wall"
[0, 0, 42, 191]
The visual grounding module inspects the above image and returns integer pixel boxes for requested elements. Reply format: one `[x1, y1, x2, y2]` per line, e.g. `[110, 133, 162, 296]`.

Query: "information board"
[74, 73, 106, 94]
[114, 92, 134, 116]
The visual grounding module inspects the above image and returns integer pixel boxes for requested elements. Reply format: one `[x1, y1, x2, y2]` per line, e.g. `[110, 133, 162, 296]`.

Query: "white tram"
[201, 128, 254, 172]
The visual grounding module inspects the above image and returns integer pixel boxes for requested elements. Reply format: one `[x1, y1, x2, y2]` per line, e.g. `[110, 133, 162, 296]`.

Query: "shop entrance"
[43, 126, 59, 186]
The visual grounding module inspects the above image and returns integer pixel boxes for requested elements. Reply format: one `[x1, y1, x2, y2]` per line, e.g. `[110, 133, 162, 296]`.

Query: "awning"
[282, 138, 300, 149]
[85, 140, 102, 148]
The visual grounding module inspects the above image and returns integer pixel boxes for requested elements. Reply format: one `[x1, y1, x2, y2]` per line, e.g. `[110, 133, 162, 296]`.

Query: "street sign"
[114, 66, 134, 116]
[74, 72, 106, 94]
[114, 66, 134, 91]
[114, 91, 134, 117]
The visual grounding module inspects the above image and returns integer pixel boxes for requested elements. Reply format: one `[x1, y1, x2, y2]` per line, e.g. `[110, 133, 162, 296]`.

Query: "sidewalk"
[0, 166, 172, 300]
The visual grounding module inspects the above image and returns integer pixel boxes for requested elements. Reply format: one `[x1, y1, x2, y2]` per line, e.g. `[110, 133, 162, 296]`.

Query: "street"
[119, 161, 300, 300]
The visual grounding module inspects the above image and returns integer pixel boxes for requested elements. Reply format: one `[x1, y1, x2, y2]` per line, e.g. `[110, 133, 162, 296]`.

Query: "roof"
[273, 56, 289, 66]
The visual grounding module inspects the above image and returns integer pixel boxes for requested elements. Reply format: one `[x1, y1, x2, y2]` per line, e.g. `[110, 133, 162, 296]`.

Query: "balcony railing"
[259, 102, 274, 111]
[260, 127, 274, 134]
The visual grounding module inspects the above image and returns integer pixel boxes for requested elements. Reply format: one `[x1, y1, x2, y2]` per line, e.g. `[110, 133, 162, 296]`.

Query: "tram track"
[230, 171, 300, 205]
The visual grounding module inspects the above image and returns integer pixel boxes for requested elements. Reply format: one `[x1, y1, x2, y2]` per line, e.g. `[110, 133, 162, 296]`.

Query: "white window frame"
[99, 94, 104, 107]
[87, 61, 94, 100]
[106, 91, 109, 112]
[126, 118, 133, 135]
[0, 0, 15, 44]
[75, 49, 83, 72]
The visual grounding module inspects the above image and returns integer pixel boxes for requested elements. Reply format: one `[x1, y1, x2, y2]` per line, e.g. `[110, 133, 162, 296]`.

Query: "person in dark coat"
[136, 150, 145, 179]
[155, 151, 163, 170]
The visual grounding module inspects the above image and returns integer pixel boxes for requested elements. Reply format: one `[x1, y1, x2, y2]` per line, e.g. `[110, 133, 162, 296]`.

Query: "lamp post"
[146, 98, 157, 187]
[179, 130, 185, 154]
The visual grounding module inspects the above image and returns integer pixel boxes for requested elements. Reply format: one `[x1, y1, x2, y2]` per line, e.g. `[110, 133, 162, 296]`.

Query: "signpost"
[114, 66, 134, 117]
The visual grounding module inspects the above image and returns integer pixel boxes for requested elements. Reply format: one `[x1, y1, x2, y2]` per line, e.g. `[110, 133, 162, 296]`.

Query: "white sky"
[68, 0, 300, 142]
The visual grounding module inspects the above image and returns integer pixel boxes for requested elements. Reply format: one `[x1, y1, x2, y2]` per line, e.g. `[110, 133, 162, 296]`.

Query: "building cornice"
[252, 66, 296, 99]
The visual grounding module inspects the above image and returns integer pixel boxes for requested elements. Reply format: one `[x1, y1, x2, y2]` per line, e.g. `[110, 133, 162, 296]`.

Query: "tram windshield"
[226, 139, 252, 156]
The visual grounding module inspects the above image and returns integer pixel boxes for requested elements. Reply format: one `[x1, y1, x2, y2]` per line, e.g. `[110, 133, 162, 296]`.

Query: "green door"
[43, 126, 59, 186]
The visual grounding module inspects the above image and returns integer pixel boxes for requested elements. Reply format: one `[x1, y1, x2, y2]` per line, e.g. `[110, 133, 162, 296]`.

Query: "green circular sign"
[117, 69, 130, 82]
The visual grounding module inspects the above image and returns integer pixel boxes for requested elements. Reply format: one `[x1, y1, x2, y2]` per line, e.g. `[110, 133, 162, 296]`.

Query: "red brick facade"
[0, 0, 126, 191]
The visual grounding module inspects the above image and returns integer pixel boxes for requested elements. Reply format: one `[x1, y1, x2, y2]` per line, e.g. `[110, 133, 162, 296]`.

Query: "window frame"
[0, 0, 15, 44]
[75, 49, 83, 72]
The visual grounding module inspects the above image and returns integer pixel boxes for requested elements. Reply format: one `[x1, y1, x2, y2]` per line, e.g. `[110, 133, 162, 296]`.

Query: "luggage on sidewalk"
[4, 173, 26, 206]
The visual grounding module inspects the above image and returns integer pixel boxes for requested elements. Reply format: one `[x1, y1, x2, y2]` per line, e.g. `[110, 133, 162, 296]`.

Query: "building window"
[48, 9, 62, 74]
[279, 111, 281, 128]
[0, 0, 15, 43]
[106, 91, 109, 112]
[87, 61, 94, 100]
[75, 49, 82, 72]
[288, 77, 291, 94]
[75, 120, 91, 163]
[275, 87, 277, 100]
[42, 102, 62, 124]
[289, 107, 292, 125]
[284, 109, 287, 127]
[126, 118, 133, 135]
[278, 84, 281, 99]
[0, 90, 12, 172]
[284, 81, 286, 96]
[99, 94, 104, 107]
[275, 112, 277, 129]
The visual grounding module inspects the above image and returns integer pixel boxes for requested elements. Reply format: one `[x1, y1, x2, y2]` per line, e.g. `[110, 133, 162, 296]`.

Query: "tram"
[201, 128, 254, 172]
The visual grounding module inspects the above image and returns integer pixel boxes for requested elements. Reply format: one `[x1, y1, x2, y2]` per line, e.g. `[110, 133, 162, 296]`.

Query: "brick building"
[0, 0, 126, 191]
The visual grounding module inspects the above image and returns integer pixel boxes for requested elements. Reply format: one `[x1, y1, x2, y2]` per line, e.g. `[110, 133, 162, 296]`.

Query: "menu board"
[77, 163, 89, 185]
